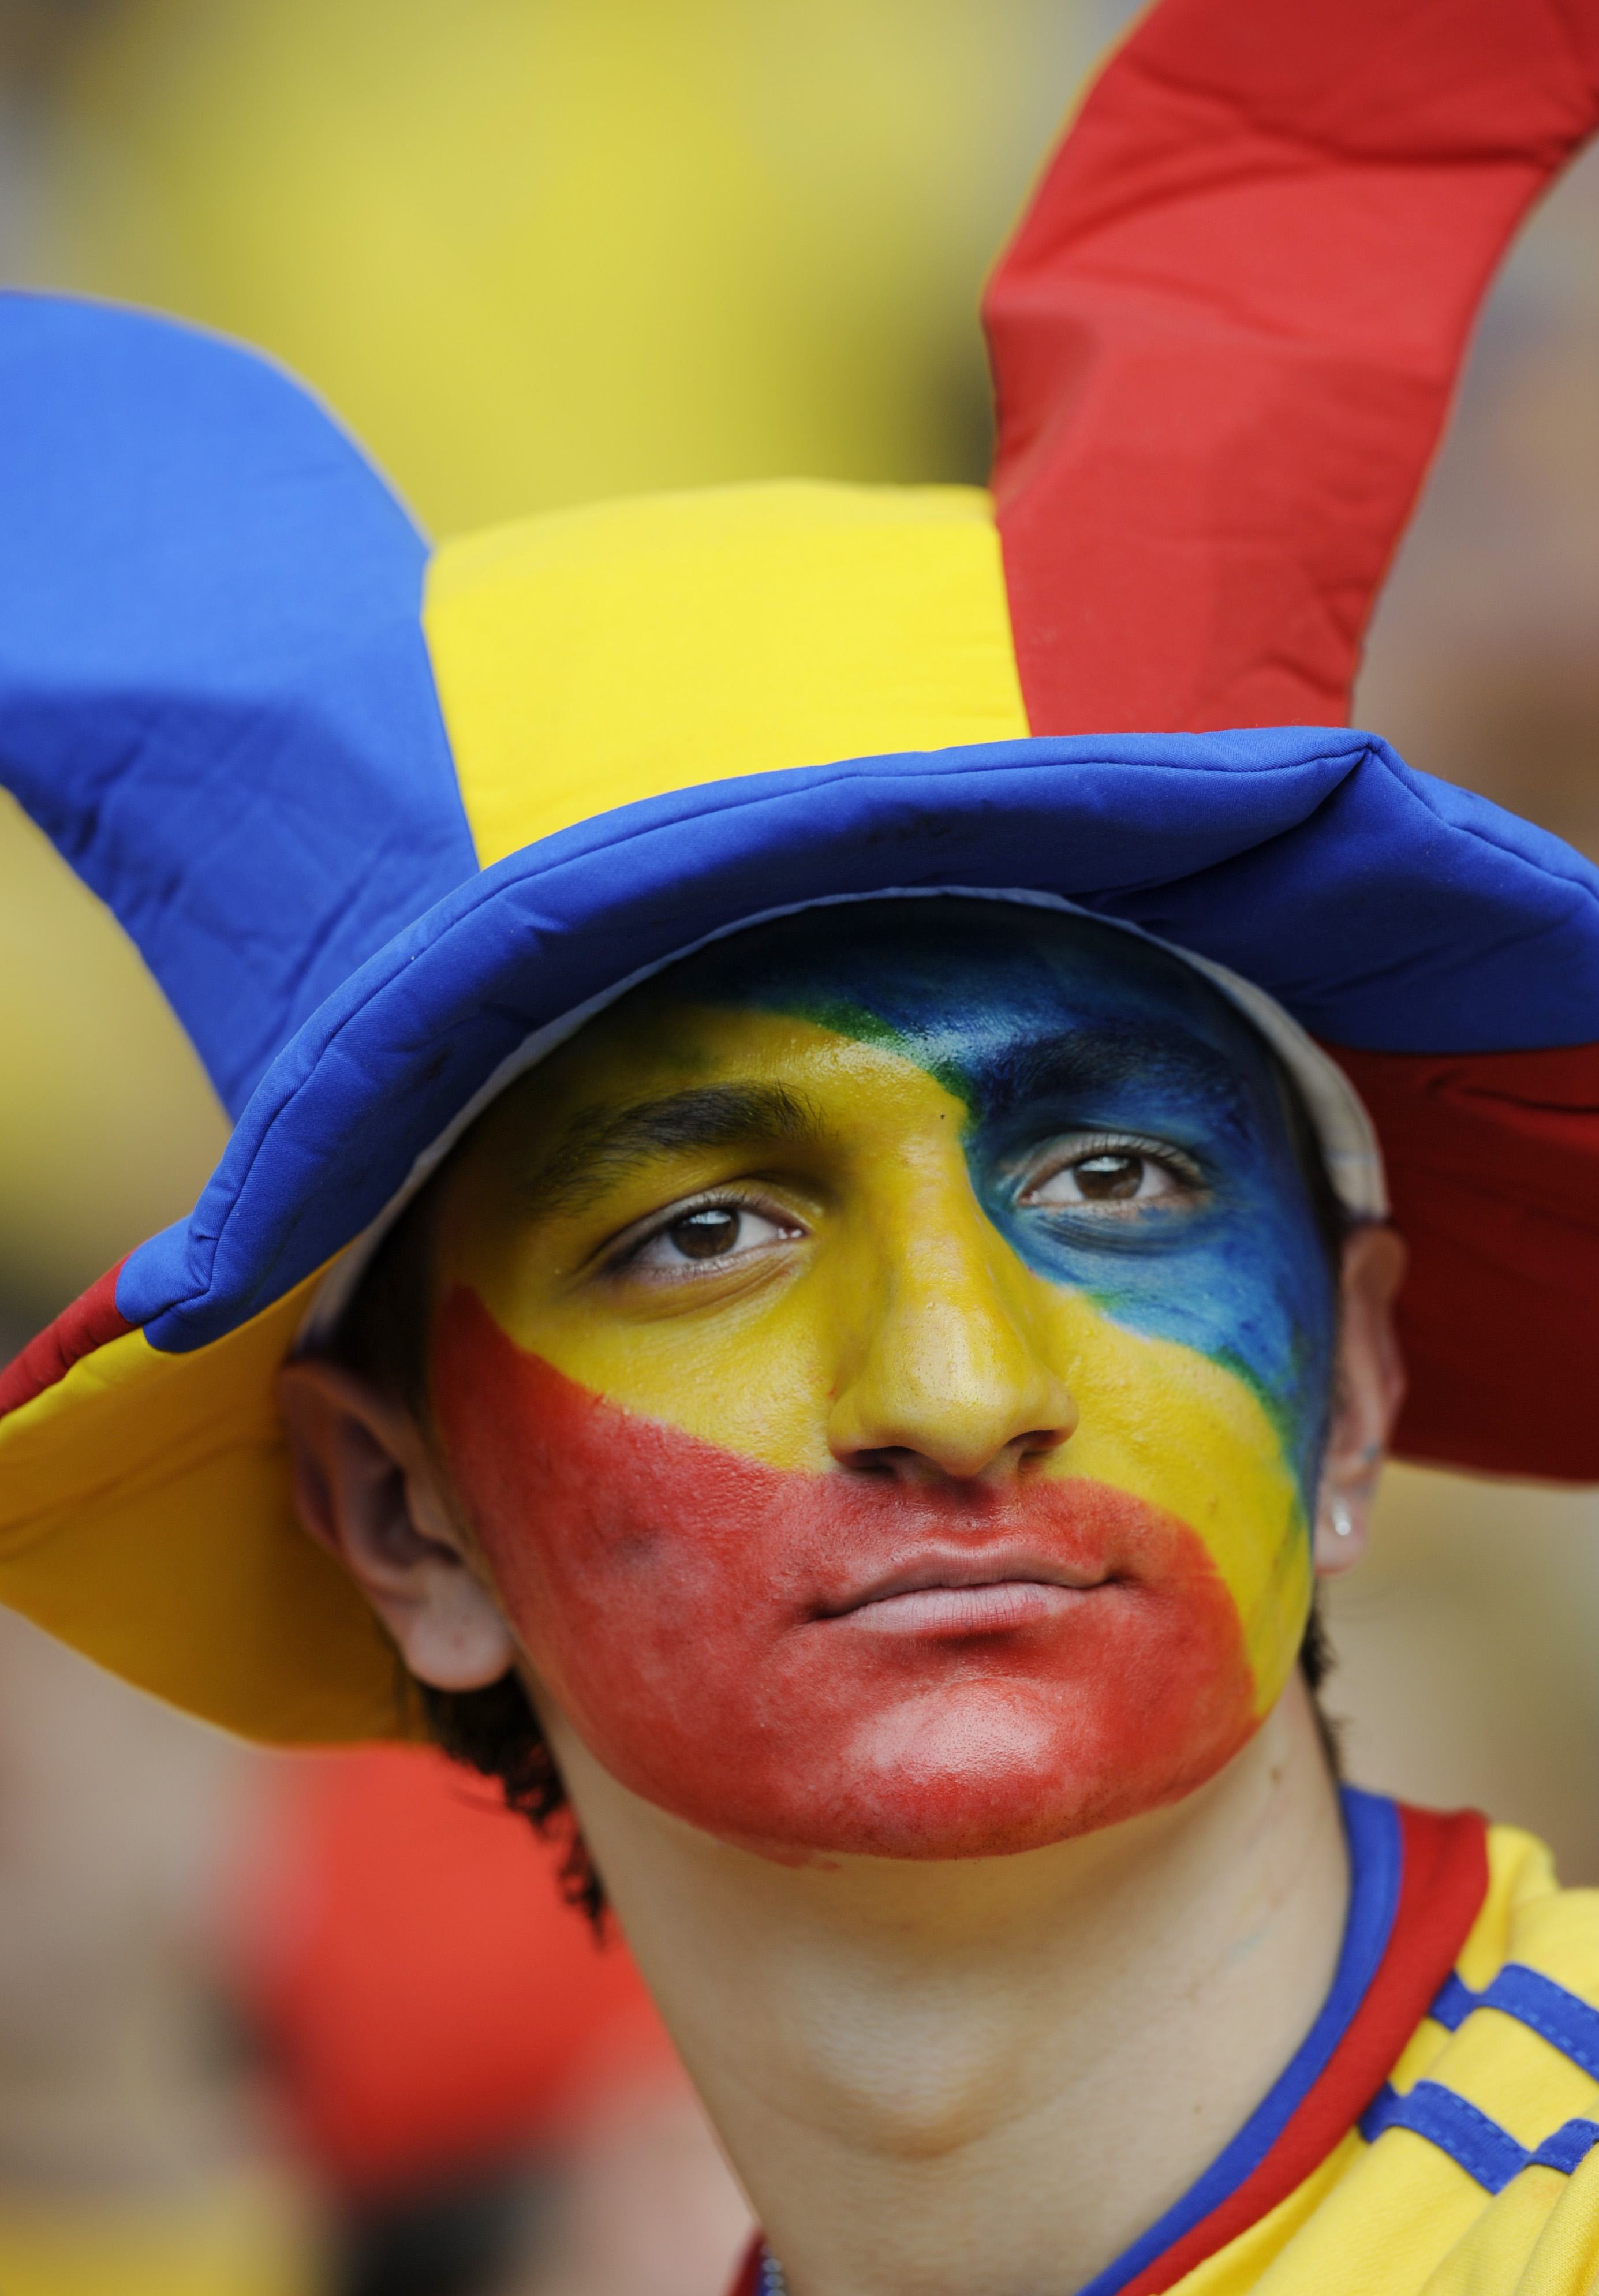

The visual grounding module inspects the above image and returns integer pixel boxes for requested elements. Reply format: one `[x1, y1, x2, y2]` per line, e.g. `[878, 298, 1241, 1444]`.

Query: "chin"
[610, 1673, 1263, 1864]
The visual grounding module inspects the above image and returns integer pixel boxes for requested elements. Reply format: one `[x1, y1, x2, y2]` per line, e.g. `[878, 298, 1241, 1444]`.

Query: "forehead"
[629, 899, 1275, 1099]
[483, 898, 1287, 1144]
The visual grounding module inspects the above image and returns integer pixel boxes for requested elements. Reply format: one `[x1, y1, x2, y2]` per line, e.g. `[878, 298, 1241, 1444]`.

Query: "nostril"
[845, 1445, 965, 1486]
[845, 1448, 904, 1480]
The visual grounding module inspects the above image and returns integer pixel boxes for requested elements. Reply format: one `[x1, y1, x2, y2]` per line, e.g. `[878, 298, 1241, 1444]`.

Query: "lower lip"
[834, 1581, 1092, 1635]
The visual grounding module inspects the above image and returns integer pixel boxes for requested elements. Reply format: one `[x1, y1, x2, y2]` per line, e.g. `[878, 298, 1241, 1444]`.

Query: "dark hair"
[322, 1183, 615, 1925]
[324, 1031, 1348, 1925]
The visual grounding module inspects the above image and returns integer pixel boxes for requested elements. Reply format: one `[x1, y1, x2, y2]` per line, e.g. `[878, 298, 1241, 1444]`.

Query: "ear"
[276, 1359, 518, 1691]
[1313, 1224, 1408, 1577]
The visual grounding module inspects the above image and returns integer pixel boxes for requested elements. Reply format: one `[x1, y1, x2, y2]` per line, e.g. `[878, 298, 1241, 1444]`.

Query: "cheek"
[1030, 1297, 1315, 1716]
[457, 1239, 840, 1476]
[432, 1288, 1278, 1863]
[432, 1286, 803, 1688]
[997, 1187, 1338, 1530]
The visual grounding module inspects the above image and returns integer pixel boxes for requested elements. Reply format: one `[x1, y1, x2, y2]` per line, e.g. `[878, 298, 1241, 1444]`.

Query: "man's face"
[428, 900, 1338, 1861]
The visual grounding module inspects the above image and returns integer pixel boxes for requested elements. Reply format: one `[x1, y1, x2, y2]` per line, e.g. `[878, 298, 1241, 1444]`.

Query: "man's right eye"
[626, 1201, 802, 1274]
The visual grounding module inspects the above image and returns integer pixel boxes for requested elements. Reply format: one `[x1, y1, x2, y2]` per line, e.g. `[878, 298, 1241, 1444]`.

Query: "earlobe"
[1313, 1223, 1407, 1579]
[1312, 1485, 1369, 1575]
[276, 1359, 519, 1692]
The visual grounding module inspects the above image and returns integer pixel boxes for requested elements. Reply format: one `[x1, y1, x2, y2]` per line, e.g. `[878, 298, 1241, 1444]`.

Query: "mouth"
[817, 1554, 1111, 1637]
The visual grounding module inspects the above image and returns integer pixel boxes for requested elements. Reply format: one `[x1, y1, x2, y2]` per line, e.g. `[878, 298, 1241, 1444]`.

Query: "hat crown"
[426, 480, 1028, 869]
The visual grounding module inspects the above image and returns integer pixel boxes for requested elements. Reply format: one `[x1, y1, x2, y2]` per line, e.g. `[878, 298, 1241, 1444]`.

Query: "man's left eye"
[1018, 1140, 1197, 1213]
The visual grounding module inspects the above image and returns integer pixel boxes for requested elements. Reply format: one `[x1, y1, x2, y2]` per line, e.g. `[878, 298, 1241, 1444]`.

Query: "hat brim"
[0, 1270, 414, 1741]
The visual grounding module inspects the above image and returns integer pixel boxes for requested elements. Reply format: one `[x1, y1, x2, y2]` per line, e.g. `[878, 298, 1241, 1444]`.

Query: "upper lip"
[818, 1551, 1108, 1618]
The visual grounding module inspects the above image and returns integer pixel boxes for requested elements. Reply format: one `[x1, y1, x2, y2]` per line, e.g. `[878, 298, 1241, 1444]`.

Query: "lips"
[434, 1286, 1264, 1862]
[836, 1580, 1098, 1635]
[818, 1551, 1111, 1636]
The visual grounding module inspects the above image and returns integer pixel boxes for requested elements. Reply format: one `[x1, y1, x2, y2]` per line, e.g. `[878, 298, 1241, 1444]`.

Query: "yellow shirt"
[741, 1792, 1599, 2296]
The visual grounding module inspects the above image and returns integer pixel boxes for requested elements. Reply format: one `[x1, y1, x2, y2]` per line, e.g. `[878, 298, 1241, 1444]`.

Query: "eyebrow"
[517, 1082, 827, 1221]
[964, 1026, 1247, 1127]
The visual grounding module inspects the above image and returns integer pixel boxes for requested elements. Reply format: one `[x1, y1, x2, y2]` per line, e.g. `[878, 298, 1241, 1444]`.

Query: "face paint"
[428, 901, 1336, 1861]
[435, 1286, 1258, 1858]
[681, 904, 1338, 1507]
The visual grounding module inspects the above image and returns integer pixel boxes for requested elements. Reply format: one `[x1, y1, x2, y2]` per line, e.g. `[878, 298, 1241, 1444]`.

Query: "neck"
[551, 1677, 1348, 2296]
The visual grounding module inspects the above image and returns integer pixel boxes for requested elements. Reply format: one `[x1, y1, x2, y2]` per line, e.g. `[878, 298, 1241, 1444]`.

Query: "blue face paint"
[677, 899, 1340, 1509]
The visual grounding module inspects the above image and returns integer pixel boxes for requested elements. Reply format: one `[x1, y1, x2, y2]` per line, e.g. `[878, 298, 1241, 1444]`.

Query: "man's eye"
[631, 1203, 798, 1270]
[1053, 1152, 1167, 1204]
[1018, 1139, 1198, 1213]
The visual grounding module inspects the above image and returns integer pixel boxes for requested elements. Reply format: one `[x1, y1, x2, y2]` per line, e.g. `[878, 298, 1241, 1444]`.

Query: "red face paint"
[435, 1288, 1257, 1861]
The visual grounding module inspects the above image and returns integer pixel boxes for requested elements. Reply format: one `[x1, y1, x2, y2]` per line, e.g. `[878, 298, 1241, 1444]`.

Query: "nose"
[825, 1207, 1078, 1489]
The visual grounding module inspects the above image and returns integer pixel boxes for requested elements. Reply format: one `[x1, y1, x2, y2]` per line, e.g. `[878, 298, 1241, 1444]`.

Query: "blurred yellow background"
[18, 0, 1100, 529]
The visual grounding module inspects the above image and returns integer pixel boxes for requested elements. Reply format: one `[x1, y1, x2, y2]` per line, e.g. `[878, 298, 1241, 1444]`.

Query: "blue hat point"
[0, 290, 476, 1118]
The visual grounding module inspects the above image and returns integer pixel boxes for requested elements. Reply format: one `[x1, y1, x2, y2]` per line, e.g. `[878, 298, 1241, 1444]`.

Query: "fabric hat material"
[2, 0, 1598, 1744]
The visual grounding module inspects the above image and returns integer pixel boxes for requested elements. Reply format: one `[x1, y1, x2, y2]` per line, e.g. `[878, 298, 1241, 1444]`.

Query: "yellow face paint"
[429, 901, 1333, 1859]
